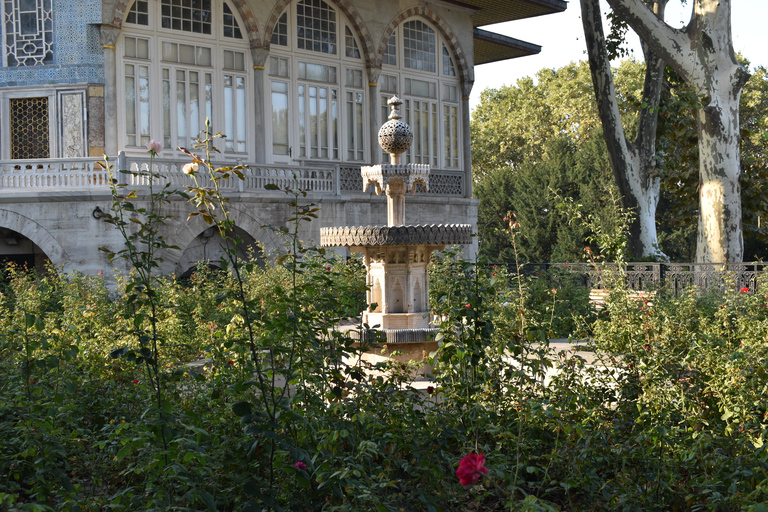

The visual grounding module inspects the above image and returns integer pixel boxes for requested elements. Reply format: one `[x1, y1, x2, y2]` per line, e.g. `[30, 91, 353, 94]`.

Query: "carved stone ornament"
[320, 224, 473, 248]
[378, 96, 413, 161]
[361, 163, 430, 195]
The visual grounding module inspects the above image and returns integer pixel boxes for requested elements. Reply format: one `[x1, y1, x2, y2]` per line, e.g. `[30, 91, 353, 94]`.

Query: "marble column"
[250, 46, 270, 164]
[367, 65, 381, 165]
[99, 25, 121, 158]
[461, 80, 474, 198]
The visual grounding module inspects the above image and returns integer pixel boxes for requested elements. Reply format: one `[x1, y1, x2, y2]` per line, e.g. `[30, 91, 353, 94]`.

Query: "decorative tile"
[0, 0, 104, 87]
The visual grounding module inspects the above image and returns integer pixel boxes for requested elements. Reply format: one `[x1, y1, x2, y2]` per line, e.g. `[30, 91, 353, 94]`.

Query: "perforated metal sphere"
[378, 96, 413, 156]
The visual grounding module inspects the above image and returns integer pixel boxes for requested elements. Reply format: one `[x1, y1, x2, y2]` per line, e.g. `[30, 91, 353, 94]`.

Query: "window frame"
[381, 18, 462, 170]
[267, 0, 367, 165]
[117, 0, 252, 160]
[0, 86, 58, 159]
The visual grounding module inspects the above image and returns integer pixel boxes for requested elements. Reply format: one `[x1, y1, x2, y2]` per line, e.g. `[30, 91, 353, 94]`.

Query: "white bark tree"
[580, 0, 668, 260]
[605, 0, 750, 263]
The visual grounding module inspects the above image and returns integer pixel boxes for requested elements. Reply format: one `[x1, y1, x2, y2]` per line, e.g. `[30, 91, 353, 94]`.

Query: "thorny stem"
[507, 213, 526, 495]
[105, 151, 169, 467]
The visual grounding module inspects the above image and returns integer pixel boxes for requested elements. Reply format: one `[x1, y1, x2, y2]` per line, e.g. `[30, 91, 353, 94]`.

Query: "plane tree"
[580, 0, 669, 260]
[604, 0, 750, 262]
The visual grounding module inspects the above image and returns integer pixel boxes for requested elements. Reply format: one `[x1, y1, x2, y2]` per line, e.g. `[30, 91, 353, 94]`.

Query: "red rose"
[740, 287, 750, 293]
[456, 453, 488, 486]
[132, 379, 139, 384]
[227, 360, 234, 365]
[427, 386, 434, 394]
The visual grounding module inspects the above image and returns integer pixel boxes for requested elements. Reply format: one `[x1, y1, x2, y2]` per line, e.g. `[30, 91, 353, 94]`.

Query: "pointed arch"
[0, 209, 68, 267]
[110, 0, 262, 47]
[265, 0, 375, 66]
[377, 6, 470, 84]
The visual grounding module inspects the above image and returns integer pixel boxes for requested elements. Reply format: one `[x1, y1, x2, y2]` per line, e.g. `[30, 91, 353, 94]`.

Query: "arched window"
[268, 0, 366, 164]
[119, 0, 251, 159]
[381, 18, 460, 169]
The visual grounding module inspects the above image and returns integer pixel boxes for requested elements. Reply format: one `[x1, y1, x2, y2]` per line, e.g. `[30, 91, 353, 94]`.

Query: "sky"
[469, 0, 768, 111]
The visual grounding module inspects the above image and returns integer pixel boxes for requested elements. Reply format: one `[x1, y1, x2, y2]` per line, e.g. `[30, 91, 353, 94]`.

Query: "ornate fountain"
[321, 96, 472, 347]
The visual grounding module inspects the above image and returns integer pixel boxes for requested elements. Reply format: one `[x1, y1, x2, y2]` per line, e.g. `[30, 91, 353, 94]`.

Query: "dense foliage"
[4, 239, 768, 510]
[5, 139, 768, 511]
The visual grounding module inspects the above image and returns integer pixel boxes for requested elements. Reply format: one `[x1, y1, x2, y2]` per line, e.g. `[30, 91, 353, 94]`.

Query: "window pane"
[344, 26, 360, 58]
[383, 33, 396, 65]
[403, 20, 435, 73]
[139, 65, 150, 145]
[163, 69, 171, 148]
[271, 81, 289, 155]
[190, 71, 199, 143]
[224, 75, 234, 152]
[296, 0, 336, 54]
[161, 0, 211, 34]
[176, 70, 186, 147]
[125, 67, 136, 145]
[271, 12, 288, 46]
[237, 77, 246, 152]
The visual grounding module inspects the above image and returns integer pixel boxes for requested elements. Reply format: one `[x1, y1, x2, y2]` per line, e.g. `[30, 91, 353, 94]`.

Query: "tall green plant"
[100, 140, 183, 471]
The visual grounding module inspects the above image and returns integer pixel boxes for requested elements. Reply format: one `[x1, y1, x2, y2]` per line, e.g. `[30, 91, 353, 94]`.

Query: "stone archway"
[108, 0, 262, 47]
[264, 0, 375, 65]
[0, 209, 68, 271]
[376, 6, 471, 84]
[174, 226, 264, 277]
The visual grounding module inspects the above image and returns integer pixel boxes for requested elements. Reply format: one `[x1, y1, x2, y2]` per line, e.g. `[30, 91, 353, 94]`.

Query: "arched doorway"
[176, 226, 263, 277]
[0, 228, 51, 274]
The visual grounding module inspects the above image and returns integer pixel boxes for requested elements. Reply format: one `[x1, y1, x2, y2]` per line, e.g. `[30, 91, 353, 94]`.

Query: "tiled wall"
[0, 0, 104, 87]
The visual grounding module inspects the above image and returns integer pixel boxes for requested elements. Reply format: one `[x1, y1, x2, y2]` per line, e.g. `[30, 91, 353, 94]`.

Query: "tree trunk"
[696, 95, 744, 262]
[605, 0, 750, 262]
[581, 0, 667, 260]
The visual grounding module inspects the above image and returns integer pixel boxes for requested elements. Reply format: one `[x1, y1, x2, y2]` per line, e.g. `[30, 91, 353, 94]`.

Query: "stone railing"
[0, 154, 464, 197]
[0, 157, 110, 189]
[123, 157, 335, 194]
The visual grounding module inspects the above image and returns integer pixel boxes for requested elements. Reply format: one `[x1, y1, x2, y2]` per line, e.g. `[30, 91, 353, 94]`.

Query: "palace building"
[0, 0, 565, 276]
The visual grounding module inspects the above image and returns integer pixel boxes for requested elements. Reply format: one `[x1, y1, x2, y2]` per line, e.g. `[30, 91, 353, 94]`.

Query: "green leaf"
[198, 490, 217, 511]
[232, 401, 252, 417]
[109, 347, 131, 359]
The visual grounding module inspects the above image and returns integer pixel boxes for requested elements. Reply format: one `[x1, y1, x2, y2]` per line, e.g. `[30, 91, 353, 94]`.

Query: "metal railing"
[0, 153, 466, 197]
[497, 262, 766, 296]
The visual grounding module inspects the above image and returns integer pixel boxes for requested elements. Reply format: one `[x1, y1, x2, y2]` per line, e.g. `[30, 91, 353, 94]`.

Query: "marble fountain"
[320, 96, 472, 364]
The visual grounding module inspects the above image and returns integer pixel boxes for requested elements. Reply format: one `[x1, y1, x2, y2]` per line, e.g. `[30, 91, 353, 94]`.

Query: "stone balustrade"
[0, 158, 110, 189]
[0, 154, 465, 197]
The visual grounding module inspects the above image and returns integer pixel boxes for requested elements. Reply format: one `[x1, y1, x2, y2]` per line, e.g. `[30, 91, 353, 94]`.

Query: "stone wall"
[0, 189, 477, 278]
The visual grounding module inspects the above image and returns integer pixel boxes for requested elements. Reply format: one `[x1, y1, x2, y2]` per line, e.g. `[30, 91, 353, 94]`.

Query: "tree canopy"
[472, 58, 768, 263]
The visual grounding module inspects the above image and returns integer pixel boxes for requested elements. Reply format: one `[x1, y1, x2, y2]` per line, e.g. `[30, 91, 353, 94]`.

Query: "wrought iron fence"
[493, 262, 766, 296]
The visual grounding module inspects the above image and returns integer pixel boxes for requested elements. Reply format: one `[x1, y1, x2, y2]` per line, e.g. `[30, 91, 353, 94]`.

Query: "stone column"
[250, 47, 270, 164]
[386, 178, 406, 226]
[461, 80, 474, 198]
[99, 25, 121, 158]
[367, 65, 382, 165]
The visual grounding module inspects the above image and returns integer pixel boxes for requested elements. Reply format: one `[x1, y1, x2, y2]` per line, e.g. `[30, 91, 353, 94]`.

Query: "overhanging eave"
[473, 28, 541, 65]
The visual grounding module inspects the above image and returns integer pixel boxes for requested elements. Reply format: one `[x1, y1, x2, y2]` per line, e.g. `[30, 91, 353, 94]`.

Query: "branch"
[580, 0, 634, 176]
[606, 0, 696, 81]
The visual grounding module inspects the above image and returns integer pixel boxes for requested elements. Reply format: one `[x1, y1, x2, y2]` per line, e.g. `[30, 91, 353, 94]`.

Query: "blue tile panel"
[0, 0, 105, 87]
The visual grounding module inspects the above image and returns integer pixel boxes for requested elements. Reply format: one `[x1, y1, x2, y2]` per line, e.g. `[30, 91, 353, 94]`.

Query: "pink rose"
[182, 162, 199, 175]
[456, 453, 488, 486]
[146, 139, 162, 154]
